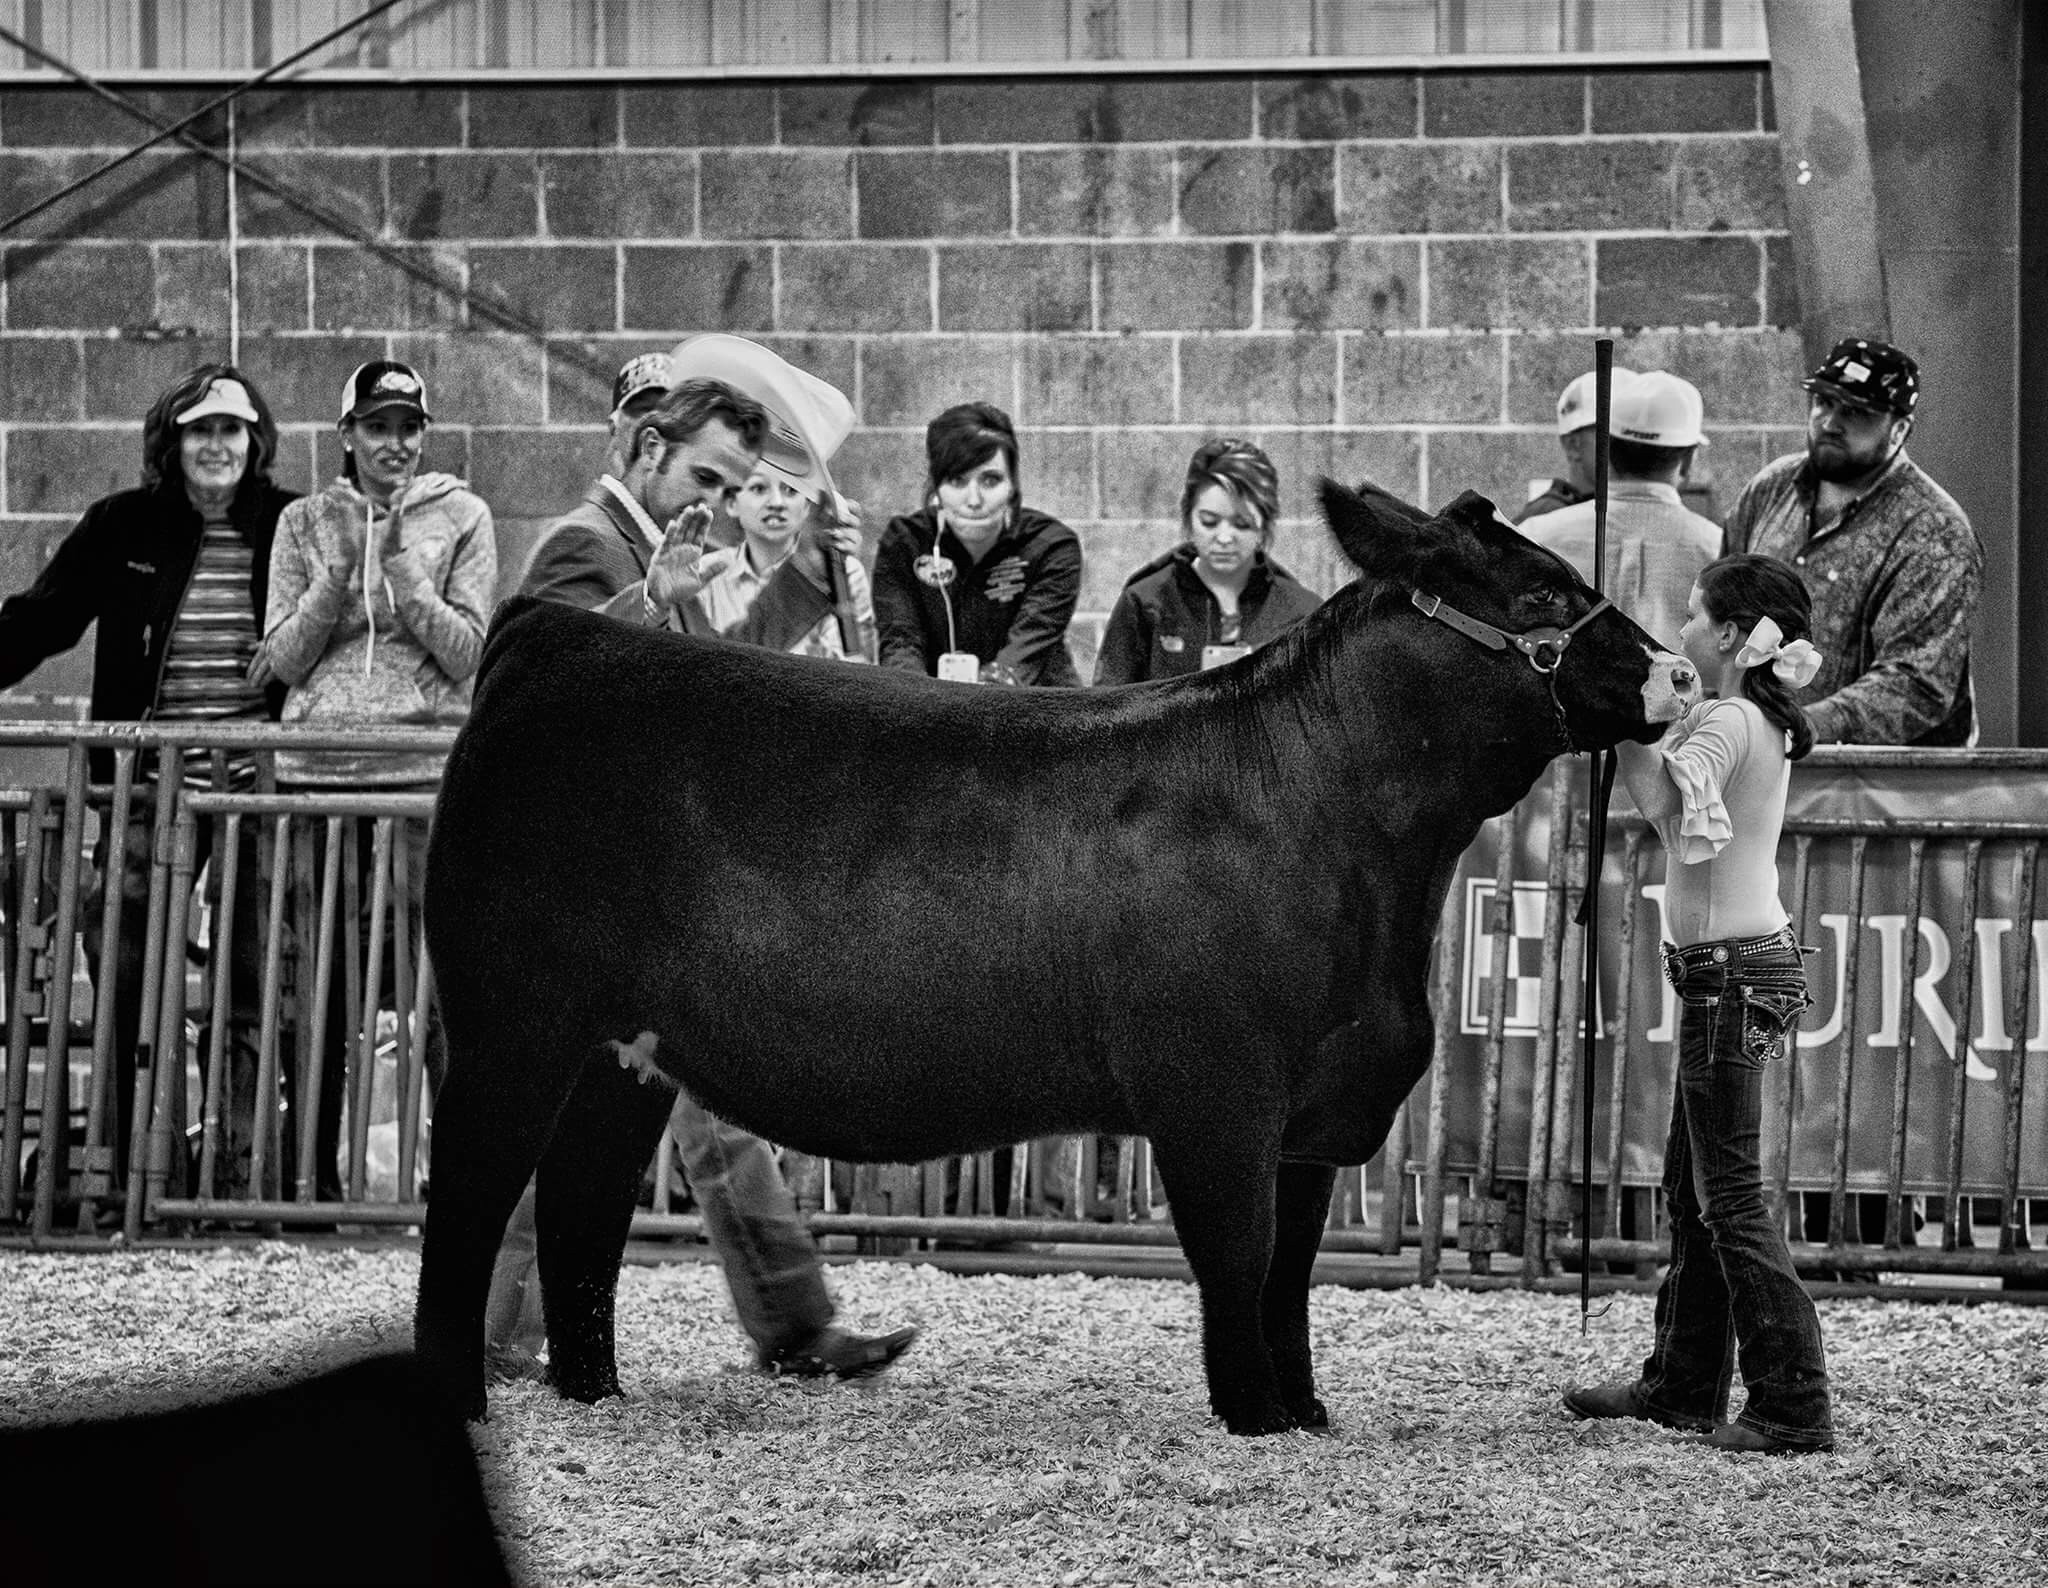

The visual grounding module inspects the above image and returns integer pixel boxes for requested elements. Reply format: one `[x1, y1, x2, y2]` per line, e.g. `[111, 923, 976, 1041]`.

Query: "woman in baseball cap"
[0, 361, 298, 1194]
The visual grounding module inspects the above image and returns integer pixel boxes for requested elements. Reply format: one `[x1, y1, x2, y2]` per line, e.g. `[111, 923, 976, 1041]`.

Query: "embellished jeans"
[1634, 927, 1835, 1447]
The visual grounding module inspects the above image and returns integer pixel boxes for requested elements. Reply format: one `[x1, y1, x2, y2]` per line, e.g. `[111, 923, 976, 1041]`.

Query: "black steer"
[415, 482, 1694, 1435]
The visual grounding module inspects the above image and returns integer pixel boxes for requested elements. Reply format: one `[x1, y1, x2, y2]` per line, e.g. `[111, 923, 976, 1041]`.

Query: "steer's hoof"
[549, 1366, 623, 1405]
[1220, 1404, 1301, 1437]
[1288, 1397, 1332, 1433]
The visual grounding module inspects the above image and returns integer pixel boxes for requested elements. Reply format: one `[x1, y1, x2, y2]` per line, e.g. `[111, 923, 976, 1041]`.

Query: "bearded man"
[1722, 337, 1983, 746]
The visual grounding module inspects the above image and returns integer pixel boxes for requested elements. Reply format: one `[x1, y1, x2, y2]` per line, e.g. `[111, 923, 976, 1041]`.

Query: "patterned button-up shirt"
[1722, 450, 1981, 747]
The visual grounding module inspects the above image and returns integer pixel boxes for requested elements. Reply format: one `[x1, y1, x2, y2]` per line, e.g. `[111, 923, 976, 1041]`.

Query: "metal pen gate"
[3, 723, 2042, 1289]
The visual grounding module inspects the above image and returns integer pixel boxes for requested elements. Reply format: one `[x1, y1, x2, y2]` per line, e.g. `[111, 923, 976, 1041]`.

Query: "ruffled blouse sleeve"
[1655, 702, 1750, 864]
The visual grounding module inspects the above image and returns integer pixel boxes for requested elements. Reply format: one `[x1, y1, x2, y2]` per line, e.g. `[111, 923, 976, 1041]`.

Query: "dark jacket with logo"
[1093, 543, 1321, 687]
[873, 506, 1082, 687]
[0, 478, 298, 777]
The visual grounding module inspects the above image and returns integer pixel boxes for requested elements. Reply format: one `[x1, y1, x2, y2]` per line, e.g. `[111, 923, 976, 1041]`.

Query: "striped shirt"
[1520, 480, 1720, 655]
[155, 506, 265, 786]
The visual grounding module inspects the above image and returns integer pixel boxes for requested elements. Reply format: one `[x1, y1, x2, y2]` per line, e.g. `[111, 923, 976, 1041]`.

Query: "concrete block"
[1345, 331, 1502, 424]
[1100, 242, 1254, 331]
[237, 153, 385, 240]
[1338, 141, 1503, 237]
[388, 334, 548, 428]
[1098, 77, 1256, 144]
[1181, 334, 1339, 426]
[1018, 335, 1175, 428]
[1430, 238, 1588, 331]
[0, 335, 84, 421]
[938, 244, 1088, 332]
[1597, 236, 1761, 329]
[390, 153, 539, 241]
[860, 336, 1019, 427]
[233, 333, 387, 427]
[1507, 141, 1672, 232]
[0, 517, 75, 602]
[1263, 427, 1424, 517]
[788, 244, 932, 333]
[753, 336, 859, 401]
[155, 245, 230, 336]
[1764, 234, 1798, 328]
[856, 150, 1010, 240]
[468, 86, 618, 149]
[313, 243, 467, 333]
[470, 427, 607, 521]
[701, 151, 852, 240]
[1017, 148, 1173, 238]
[0, 150, 225, 242]
[237, 87, 463, 149]
[1263, 239, 1420, 334]
[782, 82, 933, 147]
[829, 429, 926, 522]
[0, 88, 219, 149]
[6, 426, 140, 515]
[468, 245, 618, 335]
[1098, 427, 1204, 521]
[270, 429, 322, 496]
[1427, 427, 1561, 519]
[1181, 147, 1336, 236]
[1258, 76, 1418, 141]
[1591, 69, 1763, 135]
[541, 152, 696, 240]
[234, 245, 312, 333]
[1424, 72, 1584, 138]
[1019, 428, 1096, 525]
[5, 244, 155, 330]
[622, 245, 773, 334]
[541, 338, 656, 428]
[1673, 137, 1786, 233]
[80, 336, 230, 422]
[623, 85, 776, 149]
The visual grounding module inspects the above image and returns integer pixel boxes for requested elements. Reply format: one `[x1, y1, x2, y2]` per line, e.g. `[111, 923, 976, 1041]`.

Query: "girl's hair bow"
[1734, 615, 1823, 689]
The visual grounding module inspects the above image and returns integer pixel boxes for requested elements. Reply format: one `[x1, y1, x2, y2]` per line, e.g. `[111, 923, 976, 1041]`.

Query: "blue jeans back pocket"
[1738, 984, 1808, 1066]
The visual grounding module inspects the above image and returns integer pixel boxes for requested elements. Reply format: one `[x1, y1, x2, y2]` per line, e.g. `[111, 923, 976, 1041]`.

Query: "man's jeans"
[1634, 927, 1834, 1447]
[485, 1090, 833, 1365]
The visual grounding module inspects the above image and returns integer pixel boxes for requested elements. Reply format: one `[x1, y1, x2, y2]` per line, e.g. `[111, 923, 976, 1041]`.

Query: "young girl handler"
[1564, 552, 1836, 1455]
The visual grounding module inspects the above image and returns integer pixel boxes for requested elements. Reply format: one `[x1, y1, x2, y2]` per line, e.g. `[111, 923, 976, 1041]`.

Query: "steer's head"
[1321, 480, 1697, 751]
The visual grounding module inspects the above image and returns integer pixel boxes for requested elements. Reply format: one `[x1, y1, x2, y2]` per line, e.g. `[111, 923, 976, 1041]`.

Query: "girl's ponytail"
[1697, 554, 1818, 760]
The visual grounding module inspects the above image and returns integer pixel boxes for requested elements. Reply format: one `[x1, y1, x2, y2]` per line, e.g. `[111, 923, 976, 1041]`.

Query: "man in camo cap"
[1722, 336, 1983, 746]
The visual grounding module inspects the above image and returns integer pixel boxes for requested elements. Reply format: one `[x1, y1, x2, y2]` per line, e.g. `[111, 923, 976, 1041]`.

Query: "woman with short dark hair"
[872, 402, 1082, 687]
[1093, 437, 1320, 686]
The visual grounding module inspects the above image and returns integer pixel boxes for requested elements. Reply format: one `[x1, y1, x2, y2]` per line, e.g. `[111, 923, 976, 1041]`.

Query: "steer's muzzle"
[1641, 651, 1699, 724]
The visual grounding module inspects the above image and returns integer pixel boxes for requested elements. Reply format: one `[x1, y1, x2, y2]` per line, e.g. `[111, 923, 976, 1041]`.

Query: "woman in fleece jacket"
[255, 359, 496, 1189]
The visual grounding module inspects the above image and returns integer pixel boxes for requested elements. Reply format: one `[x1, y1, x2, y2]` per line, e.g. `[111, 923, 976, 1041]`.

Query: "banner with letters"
[1431, 753, 2048, 1197]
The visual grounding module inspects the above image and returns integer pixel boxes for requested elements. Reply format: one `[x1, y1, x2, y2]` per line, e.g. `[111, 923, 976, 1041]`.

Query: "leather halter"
[1410, 587, 1613, 675]
[1409, 586, 1615, 752]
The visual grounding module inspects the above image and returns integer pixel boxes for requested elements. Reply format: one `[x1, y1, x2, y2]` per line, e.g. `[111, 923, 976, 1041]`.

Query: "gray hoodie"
[264, 471, 497, 785]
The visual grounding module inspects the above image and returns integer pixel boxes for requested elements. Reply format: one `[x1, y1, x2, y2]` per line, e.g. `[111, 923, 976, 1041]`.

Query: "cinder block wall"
[0, 64, 1802, 721]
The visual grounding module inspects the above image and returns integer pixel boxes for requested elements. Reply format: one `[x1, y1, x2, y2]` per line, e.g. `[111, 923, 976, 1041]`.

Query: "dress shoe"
[1563, 1379, 1716, 1433]
[762, 1325, 918, 1382]
[1702, 1421, 1834, 1455]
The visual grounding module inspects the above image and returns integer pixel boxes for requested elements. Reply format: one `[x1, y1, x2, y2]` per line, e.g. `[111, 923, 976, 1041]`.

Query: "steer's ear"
[1437, 489, 1519, 545]
[1320, 477, 1449, 585]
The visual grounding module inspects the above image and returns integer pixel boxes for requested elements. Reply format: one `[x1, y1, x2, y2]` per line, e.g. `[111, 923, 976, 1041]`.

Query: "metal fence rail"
[1, 722, 2042, 1290]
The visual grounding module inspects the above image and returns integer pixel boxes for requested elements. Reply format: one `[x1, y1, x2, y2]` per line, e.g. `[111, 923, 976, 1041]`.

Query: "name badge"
[1201, 643, 1251, 670]
[937, 652, 980, 683]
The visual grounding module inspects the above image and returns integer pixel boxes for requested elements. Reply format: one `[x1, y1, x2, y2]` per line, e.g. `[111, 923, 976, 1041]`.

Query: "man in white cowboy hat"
[1521, 369, 1722, 653]
[492, 340, 914, 1387]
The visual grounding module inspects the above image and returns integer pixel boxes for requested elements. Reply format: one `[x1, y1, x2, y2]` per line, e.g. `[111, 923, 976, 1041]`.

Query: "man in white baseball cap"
[1520, 368, 1720, 651]
[1515, 366, 1639, 524]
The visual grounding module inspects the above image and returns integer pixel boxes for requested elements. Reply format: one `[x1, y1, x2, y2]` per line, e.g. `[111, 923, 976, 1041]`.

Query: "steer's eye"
[1524, 583, 1561, 609]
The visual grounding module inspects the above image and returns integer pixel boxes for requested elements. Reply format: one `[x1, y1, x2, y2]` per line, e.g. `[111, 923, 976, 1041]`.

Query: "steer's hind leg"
[414, 1053, 567, 1421]
[534, 1052, 678, 1404]
[1264, 1161, 1339, 1431]
[1150, 1137, 1292, 1436]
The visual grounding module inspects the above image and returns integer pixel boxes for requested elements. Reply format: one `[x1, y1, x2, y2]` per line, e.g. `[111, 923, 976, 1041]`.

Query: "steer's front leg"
[1150, 1140, 1294, 1435]
[1264, 1160, 1339, 1431]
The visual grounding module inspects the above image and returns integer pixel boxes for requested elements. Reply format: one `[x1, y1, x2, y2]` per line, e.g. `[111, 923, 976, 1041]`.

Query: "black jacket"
[1093, 543, 1321, 686]
[0, 478, 299, 774]
[873, 506, 1082, 687]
